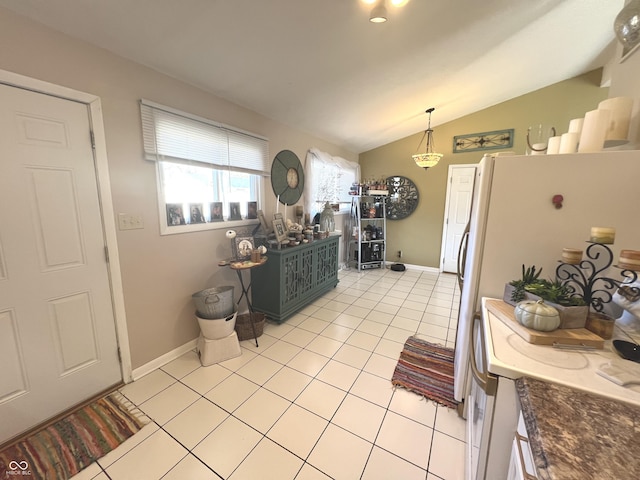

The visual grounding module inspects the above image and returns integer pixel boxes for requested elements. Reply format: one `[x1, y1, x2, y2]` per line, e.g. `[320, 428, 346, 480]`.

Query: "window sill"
[161, 219, 259, 235]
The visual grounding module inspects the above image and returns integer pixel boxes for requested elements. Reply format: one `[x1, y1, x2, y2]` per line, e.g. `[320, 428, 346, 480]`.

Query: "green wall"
[358, 69, 609, 269]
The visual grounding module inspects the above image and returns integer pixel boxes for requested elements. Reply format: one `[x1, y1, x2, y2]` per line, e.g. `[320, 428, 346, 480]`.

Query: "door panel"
[27, 167, 85, 270]
[0, 309, 28, 402]
[0, 84, 121, 442]
[49, 292, 99, 375]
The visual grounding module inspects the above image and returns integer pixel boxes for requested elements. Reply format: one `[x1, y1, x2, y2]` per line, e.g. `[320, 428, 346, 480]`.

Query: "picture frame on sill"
[258, 209, 272, 234]
[166, 203, 186, 226]
[272, 218, 287, 242]
[210, 202, 223, 222]
[247, 201, 258, 219]
[229, 202, 242, 220]
[234, 236, 255, 260]
[189, 203, 205, 224]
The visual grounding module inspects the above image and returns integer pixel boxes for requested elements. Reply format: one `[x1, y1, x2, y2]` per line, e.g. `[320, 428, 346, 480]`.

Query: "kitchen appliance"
[454, 150, 640, 479]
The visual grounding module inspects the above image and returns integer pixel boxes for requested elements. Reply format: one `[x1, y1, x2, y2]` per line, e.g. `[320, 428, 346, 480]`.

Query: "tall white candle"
[568, 118, 584, 135]
[284, 203, 287, 220]
[547, 136, 561, 154]
[598, 96, 633, 146]
[578, 109, 611, 153]
[559, 132, 580, 154]
[276, 195, 279, 213]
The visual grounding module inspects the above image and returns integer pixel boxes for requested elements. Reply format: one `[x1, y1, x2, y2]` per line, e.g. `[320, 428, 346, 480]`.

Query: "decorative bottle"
[319, 202, 335, 233]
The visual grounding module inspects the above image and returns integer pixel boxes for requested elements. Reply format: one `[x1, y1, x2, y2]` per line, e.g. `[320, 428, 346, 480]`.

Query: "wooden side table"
[229, 257, 267, 347]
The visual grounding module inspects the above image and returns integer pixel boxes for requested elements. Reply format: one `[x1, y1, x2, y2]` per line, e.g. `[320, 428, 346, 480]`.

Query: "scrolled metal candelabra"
[556, 242, 639, 312]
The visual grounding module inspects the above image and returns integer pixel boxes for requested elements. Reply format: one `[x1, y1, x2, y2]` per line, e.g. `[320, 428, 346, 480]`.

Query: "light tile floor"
[72, 268, 466, 480]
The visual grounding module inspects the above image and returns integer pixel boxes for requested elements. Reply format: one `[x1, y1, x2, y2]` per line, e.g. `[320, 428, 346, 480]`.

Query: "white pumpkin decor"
[514, 299, 561, 332]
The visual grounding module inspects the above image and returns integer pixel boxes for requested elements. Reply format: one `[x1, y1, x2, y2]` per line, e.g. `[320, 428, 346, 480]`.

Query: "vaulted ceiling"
[0, 0, 623, 153]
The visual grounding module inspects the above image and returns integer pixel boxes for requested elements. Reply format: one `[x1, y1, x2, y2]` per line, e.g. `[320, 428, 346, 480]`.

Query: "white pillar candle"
[578, 109, 611, 153]
[568, 118, 584, 135]
[598, 96, 634, 146]
[559, 132, 580, 154]
[276, 195, 279, 213]
[529, 143, 547, 155]
[547, 136, 561, 154]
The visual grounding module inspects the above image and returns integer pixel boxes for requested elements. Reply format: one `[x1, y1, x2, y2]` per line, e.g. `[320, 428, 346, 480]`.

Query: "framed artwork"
[247, 201, 258, 219]
[453, 129, 514, 153]
[258, 209, 272, 234]
[235, 236, 255, 260]
[209, 202, 223, 222]
[272, 218, 287, 242]
[189, 203, 205, 224]
[229, 202, 242, 220]
[166, 204, 186, 226]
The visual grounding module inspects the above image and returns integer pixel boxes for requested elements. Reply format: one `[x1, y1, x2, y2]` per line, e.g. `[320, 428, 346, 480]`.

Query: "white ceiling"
[0, 0, 623, 153]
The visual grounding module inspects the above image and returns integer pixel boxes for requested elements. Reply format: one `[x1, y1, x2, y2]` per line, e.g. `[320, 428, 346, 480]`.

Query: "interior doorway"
[0, 71, 130, 443]
[440, 164, 477, 273]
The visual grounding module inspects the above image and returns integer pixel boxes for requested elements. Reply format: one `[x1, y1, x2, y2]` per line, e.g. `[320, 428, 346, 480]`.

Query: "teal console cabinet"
[250, 234, 340, 323]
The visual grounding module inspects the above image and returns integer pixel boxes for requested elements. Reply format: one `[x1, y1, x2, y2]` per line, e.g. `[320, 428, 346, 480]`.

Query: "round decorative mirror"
[385, 175, 419, 220]
[271, 150, 304, 205]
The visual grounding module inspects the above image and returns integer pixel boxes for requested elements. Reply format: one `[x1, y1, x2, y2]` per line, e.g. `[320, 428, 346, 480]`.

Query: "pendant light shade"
[369, 0, 388, 23]
[412, 108, 443, 169]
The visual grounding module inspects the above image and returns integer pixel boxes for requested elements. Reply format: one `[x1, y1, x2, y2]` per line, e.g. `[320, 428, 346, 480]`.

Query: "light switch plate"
[118, 213, 144, 230]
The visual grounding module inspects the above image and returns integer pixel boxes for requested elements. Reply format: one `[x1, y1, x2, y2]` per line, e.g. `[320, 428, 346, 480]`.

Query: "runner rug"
[0, 393, 148, 480]
[391, 336, 459, 409]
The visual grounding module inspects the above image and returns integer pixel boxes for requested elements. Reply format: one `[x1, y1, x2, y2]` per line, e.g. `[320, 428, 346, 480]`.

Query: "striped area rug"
[0, 393, 148, 480]
[391, 336, 459, 409]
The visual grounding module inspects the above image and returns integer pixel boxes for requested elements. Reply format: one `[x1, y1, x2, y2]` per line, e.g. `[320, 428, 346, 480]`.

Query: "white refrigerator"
[453, 150, 640, 404]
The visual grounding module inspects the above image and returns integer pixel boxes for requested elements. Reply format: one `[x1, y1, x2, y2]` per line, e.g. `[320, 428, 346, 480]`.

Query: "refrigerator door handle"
[456, 222, 470, 291]
[470, 312, 498, 396]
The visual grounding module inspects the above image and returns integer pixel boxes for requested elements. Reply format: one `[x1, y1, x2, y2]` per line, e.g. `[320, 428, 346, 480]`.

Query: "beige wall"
[359, 69, 609, 269]
[0, 8, 357, 369]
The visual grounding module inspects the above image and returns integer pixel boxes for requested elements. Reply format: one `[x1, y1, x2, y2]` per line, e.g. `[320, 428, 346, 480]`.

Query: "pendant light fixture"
[363, 0, 409, 23]
[369, 0, 387, 23]
[412, 107, 443, 169]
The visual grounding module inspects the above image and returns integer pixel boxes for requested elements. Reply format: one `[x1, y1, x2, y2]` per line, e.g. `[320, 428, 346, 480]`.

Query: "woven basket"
[234, 312, 265, 341]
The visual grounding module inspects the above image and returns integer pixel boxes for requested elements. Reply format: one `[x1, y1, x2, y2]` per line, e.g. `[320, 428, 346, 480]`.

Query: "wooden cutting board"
[485, 299, 605, 349]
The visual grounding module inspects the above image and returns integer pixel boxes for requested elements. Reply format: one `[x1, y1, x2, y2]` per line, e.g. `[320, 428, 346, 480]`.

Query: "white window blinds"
[140, 100, 269, 175]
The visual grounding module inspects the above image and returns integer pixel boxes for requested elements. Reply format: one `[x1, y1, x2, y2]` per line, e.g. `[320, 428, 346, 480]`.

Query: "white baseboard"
[397, 263, 441, 274]
[131, 338, 198, 381]
[340, 262, 441, 274]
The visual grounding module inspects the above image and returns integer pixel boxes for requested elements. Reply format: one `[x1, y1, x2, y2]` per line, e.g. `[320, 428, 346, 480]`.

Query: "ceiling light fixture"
[412, 107, 443, 170]
[369, 0, 388, 23]
[363, 0, 408, 23]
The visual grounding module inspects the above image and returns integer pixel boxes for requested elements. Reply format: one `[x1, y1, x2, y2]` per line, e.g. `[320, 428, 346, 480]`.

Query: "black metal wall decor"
[453, 129, 514, 153]
[385, 176, 419, 220]
[556, 242, 638, 312]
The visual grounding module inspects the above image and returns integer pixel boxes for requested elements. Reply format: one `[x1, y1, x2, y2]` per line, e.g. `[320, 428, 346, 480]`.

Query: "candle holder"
[556, 241, 638, 313]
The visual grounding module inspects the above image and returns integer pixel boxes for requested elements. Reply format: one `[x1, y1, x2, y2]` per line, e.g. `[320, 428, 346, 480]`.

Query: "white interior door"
[0, 84, 121, 443]
[441, 165, 476, 273]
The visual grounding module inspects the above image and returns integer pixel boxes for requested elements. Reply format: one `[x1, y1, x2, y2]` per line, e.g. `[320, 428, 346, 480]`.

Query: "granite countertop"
[516, 376, 640, 480]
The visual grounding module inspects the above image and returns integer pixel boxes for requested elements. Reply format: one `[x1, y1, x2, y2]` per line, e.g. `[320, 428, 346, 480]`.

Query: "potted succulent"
[504, 265, 588, 329]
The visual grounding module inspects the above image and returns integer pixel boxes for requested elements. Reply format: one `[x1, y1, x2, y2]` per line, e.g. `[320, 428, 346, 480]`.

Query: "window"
[140, 100, 269, 234]
[303, 148, 360, 218]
